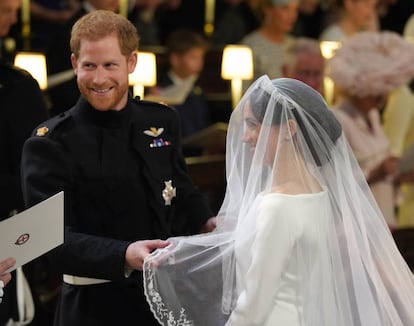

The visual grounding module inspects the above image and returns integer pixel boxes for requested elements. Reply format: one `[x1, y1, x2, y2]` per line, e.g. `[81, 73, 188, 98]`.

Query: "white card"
[0, 192, 64, 272]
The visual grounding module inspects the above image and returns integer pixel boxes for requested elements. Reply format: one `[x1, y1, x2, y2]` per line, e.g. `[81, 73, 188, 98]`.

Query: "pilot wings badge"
[144, 127, 164, 137]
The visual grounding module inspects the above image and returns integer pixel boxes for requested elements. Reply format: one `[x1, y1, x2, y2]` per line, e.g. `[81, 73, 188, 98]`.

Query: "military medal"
[162, 180, 176, 206]
[150, 138, 171, 148]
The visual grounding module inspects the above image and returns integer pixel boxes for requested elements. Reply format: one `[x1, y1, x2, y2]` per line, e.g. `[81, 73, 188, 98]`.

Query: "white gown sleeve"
[225, 195, 301, 326]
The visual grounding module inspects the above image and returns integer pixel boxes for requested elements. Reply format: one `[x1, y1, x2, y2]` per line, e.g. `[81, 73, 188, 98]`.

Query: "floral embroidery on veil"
[144, 264, 194, 326]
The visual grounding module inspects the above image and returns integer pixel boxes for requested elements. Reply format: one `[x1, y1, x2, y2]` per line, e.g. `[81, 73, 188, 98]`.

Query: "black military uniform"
[0, 61, 48, 324]
[21, 96, 213, 326]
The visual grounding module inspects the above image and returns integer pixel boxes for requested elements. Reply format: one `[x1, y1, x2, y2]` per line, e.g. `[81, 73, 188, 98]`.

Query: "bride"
[143, 76, 414, 326]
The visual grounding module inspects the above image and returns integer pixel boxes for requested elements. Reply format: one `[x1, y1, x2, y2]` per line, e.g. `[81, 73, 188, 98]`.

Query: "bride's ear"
[284, 120, 298, 140]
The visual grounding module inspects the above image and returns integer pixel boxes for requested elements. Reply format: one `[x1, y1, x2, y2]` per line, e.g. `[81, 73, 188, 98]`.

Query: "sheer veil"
[143, 76, 414, 325]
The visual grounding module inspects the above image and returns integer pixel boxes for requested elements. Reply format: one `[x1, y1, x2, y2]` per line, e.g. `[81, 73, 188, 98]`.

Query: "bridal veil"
[143, 76, 414, 325]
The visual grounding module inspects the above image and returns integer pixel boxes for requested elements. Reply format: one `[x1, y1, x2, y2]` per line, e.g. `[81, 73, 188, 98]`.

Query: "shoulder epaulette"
[132, 96, 172, 110]
[34, 111, 71, 137]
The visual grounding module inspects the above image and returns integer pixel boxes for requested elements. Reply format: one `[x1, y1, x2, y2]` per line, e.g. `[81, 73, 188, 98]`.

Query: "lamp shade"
[221, 45, 253, 80]
[129, 52, 157, 87]
[320, 41, 341, 60]
[319, 41, 341, 106]
[14, 52, 48, 90]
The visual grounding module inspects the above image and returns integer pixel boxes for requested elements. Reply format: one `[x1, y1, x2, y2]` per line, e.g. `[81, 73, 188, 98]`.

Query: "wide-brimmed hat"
[327, 31, 414, 97]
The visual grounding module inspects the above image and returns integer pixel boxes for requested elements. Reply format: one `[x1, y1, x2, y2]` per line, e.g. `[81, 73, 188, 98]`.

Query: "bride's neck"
[271, 156, 322, 194]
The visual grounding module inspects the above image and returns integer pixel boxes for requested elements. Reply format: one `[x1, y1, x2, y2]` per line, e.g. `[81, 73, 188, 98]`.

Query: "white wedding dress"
[226, 191, 329, 326]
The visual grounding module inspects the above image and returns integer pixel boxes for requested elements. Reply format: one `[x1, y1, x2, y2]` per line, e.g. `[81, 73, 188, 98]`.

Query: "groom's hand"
[125, 240, 170, 271]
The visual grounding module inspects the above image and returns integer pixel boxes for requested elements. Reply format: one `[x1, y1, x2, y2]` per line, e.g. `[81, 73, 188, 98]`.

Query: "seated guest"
[319, 0, 378, 42]
[240, 0, 299, 90]
[148, 29, 211, 155]
[327, 31, 414, 229]
[281, 37, 325, 95]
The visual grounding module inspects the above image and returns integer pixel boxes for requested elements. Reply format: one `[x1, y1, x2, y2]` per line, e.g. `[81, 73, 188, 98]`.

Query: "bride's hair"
[250, 78, 342, 166]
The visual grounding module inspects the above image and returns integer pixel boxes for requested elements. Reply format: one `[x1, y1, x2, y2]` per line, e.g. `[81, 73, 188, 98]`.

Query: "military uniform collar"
[77, 96, 132, 129]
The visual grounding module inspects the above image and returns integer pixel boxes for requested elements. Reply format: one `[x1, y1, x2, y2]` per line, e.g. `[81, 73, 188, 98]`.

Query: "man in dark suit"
[0, 0, 48, 324]
[22, 10, 216, 326]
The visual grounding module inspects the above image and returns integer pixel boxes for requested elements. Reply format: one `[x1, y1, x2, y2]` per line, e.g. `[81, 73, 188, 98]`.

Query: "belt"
[63, 274, 110, 285]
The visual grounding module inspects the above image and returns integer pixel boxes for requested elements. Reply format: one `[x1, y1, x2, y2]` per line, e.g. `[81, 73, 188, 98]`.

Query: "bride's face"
[242, 104, 261, 155]
[242, 104, 281, 165]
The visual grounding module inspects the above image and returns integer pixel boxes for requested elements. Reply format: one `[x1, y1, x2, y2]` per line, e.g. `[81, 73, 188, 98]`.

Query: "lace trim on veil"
[144, 260, 194, 326]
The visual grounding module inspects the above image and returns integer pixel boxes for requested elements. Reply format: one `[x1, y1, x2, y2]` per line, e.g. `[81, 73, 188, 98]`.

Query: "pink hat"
[327, 31, 414, 97]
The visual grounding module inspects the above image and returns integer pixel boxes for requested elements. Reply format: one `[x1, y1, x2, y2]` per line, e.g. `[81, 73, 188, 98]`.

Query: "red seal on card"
[15, 233, 30, 245]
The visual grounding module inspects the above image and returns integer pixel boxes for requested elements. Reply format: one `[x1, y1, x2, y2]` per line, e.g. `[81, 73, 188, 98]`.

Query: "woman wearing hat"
[327, 31, 414, 228]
